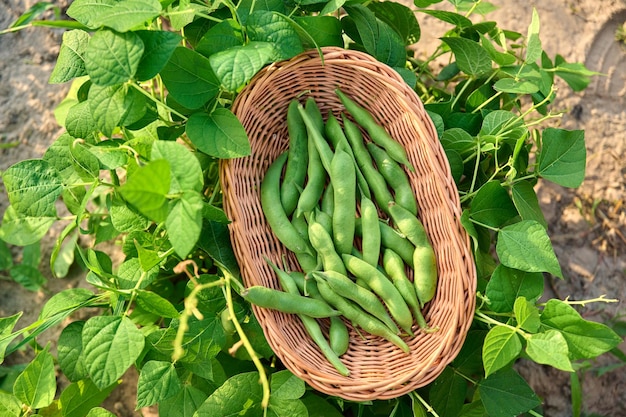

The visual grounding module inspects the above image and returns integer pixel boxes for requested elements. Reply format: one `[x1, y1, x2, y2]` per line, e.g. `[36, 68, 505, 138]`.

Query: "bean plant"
[0, 1, 622, 416]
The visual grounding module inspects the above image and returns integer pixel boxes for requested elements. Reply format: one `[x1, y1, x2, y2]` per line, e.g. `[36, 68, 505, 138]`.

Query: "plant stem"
[410, 392, 441, 417]
[130, 83, 187, 121]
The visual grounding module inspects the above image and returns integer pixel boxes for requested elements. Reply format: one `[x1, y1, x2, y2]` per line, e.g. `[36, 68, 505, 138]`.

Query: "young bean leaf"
[541, 299, 623, 360]
[58, 379, 119, 417]
[13, 346, 56, 409]
[82, 315, 146, 389]
[538, 128, 586, 188]
[525, 8, 542, 63]
[186, 108, 251, 159]
[0, 206, 55, 246]
[152, 141, 204, 193]
[470, 181, 518, 228]
[246, 11, 304, 61]
[511, 181, 547, 228]
[136, 290, 179, 319]
[482, 326, 522, 377]
[195, 20, 243, 57]
[493, 78, 540, 94]
[368, 1, 421, 44]
[429, 367, 467, 417]
[293, 16, 343, 48]
[66, 101, 98, 139]
[513, 296, 541, 332]
[136, 360, 182, 408]
[496, 220, 563, 278]
[160, 47, 221, 109]
[87, 408, 117, 417]
[209, 42, 274, 92]
[66, 0, 117, 28]
[84, 30, 144, 86]
[0, 391, 21, 416]
[442, 37, 493, 76]
[159, 385, 208, 417]
[420, 10, 472, 27]
[485, 265, 544, 313]
[58, 321, 88, 382]
[88, 83, 147, 137]
[50, 29, 90, 84]
[0, 313, 22, 364]
[195, 372, 264, 417]
[553, 56, 596, 91]
[525, 330, 574, 372]
[269, 397, 308, 417]
[93, 0, 161, 33]
[478, 368, 541, 417]
[3, 160, 63, 218]
[117, 258, 159, 289]
[119, 159, 171, 219]
[166, 190, 204, 258]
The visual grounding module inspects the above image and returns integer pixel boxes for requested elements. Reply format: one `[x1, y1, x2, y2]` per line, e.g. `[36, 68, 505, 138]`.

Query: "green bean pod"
[382, 249, 432, 331]
[320, 182, 334, 217]
[312, 271, 399, 335]
[413, 245, 438, 307]
[330, 148, 356, 255]
[359, 195, 381, 267]
[316, 279, 410, 353]
[367, 142, 418, 216]
[305, 96, 325, 133]
[281, 100, 309, 216]
[298, 103, 334, 175]
[313, 209, 333, 235]
[295, 126, 327, 218]
[342, 254, 414, 336]
[261, 153, 314, 256]
[324, 112, 371, 199]
[266, 258, 351, 371]
[355, 218, 416, 268]
[342, 115, 394, 214]
[308, 214, 347, 276]
[336, 89, 414, 171]
[243, 286, 341, 318]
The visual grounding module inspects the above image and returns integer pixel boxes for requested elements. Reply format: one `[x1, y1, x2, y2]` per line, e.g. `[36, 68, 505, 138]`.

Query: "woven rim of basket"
[220, 47, 477, 401]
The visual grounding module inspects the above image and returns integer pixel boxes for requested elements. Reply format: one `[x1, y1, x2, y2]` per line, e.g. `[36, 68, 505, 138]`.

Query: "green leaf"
[151, 140, 203, 194]
[67, 0, 117, 28]
[0, 391, 21, 416]
[94, 0, 161, 32]
[300, 393, 343, 417]
[553, 56, 596, 91]
[65, 101, 98, 139]
[116, 257, 159, 290]
[50, 29, 90, 84]
[58, 379, 119, 417]
[88, 140, 129, 170]
[541, 299, 622, 360]
[478, 368, 541, 417]
[186, 108, 251, 158]
[86, 408, 117, 417]
[419, 9, 472, 27]
[538, 128, 586, 188]
[136, 360, 182, 408]
[166, 190, 204, 258]
[119, 159, 171, 219]
[480, 110, 527, 142]
[485, 265, 543, 313]
[110, 198, 150, 232]
[136, 290, 179, 319]
[58, 321, 88, 382]
[0, 206, 55, 246]
[88, 83, 147, 137]
[511, 181, 547, 228]
[525, 8, 542, 63]
[429, 367, 467, 417]
[482, 326, 522, 377]
[270, 370, 306, 400]
[2, 159, 63, 218]
[82, 315, 146, 389]
[195, 372, 264, 417]
[442, 37, 492, 76]
[69, 141, 100, 180]
[9, 264, 46, 291]
[84, 30, 144, 86]
[209, 42, 274, 92]
[13, 346, 56, 409]
[197, 220, 240, 277]
[159, 385, 208, 417]
[40, 288, 94, 320]
[344, 4, 405, 67]
[293, 16, 343, 48]
[479, 34, 516, 66]
[0, 239, 12, 270]
[268, 397, 308, 417]
[514, 296, 541, 332]
[368, 1, 421, 44]
[135, 30, 182, 81]
[0, 313, 22, 364]
[160, 47, 221, 109]
[246, 11, 304, 61]
[525, 330, 574, 371]
[493, 78, 539, 94]
[195, 19, 244, 57]
[496, 220, 563, 278]
[470, 181, 518, 228]
[52, 230, 78, 278]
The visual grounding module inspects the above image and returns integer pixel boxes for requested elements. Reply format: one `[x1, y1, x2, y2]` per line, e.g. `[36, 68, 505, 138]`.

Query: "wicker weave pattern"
[220, 47, 476, 400]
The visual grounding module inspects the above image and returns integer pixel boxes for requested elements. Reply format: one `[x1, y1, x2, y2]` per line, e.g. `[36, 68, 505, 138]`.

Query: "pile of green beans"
[255, 91, 439, 375]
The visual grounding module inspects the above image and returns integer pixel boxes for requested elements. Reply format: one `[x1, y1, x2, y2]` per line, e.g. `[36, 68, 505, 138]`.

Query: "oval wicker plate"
[220, 47, 476, 401]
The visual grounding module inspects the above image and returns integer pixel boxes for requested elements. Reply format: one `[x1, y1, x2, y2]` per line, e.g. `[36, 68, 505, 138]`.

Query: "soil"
[0, 1, 624, 416]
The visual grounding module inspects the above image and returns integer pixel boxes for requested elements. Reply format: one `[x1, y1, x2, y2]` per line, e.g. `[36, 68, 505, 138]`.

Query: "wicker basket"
[220, 47, 476, 401]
